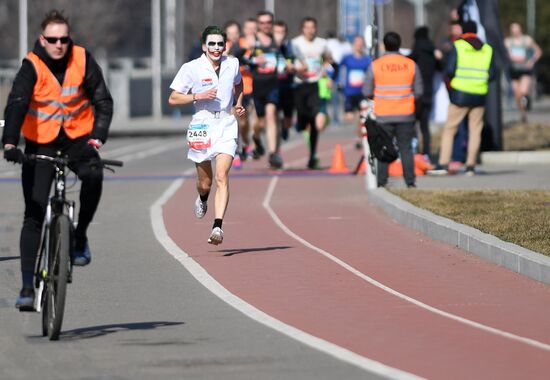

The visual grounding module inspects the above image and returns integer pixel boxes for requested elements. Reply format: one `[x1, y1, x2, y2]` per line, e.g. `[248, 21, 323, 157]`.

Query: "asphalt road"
[0, 136, 373, 380]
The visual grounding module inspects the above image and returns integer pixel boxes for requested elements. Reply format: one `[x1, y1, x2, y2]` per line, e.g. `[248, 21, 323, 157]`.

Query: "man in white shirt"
[292, 17, 329, 169]
[169, 26, 245, 245]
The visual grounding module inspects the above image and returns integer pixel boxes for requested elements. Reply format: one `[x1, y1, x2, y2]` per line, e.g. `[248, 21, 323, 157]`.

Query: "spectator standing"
[504, 22, 542, 122]
[429, 21, 495, 176]
[409, 26, 442, 159]
[440, 13, 469, 166]
[363, 32, 423, 188]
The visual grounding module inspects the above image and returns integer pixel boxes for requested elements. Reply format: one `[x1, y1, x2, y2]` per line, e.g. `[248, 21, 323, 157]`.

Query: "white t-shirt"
[292, 35, 328, 84]
[170, 54, 242, 114]
[326, 38, 352, 64]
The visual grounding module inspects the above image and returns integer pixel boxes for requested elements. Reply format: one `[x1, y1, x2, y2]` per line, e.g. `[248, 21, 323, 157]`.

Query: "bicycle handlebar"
[99, 159, 124, 167]
[25, 154, 123, 168]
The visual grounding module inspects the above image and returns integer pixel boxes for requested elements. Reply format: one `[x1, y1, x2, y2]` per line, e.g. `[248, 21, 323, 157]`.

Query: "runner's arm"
[168, 88, 218, 106]
[527, 36, 542, 68]
[233, 80, 245, 117]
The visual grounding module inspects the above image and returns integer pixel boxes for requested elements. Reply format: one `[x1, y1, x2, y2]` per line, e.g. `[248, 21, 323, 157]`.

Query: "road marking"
[105, 140, 184, 163]
[101, 139, 166, 157]
[150, 176, 422, 380]
[263, 176, 550, 352]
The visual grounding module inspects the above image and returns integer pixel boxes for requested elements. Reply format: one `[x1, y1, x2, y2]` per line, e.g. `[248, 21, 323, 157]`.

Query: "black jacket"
[2, 40, 113, 146]
[409, 37, 441, 102]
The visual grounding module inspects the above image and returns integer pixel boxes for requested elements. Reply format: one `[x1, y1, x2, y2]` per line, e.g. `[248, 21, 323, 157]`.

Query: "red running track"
[162, 136, 550, 379]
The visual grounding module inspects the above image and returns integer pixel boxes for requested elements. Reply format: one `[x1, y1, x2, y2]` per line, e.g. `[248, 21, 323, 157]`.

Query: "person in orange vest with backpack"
[363, 32, 423, 188]
[2, 10, 113, 310]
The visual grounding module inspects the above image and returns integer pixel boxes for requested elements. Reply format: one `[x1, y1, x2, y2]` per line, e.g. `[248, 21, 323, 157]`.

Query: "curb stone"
[481, 151, 550, 165]
[368, 188, 550, 285]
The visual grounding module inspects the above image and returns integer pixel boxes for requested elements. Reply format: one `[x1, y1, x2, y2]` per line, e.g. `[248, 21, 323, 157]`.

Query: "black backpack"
[364, 116, 398, 163]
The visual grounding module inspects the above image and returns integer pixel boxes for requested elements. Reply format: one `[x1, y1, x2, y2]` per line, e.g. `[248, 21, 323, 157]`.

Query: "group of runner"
[221, 11, 372, 170]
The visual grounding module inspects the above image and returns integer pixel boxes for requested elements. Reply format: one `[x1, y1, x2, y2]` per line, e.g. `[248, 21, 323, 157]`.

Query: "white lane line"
[263, 176, 550, 352]
[101, 138, 166, 158]
[107, 140, 184, 163]
[150, 177, 422, 380]
[0, 170, 17, 178]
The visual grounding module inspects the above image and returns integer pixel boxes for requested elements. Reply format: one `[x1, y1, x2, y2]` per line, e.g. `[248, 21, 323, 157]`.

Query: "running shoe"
[520, 95, 531, 111]
[307, 157, 320, 170]
[207, 227, 223, 245]
[281, 127, 289, 141]
[252, 136, 265, 159]
[269, 153, 283, 169]
[426, 164, 449, 176]
[239, 145, 249, 161]
[72, 242, 92, 266]
[15, 287, 35, 311]
[232, 155, 242, 169]
[194, 196, 207, 219]
[464, 166, 476, 176]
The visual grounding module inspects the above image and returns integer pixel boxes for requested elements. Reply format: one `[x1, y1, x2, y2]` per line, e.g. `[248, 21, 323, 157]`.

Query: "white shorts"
[187, 112, 238, 163]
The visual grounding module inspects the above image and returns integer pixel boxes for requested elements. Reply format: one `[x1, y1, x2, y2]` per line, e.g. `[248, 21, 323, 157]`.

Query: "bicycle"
[23, 152, 123, 340]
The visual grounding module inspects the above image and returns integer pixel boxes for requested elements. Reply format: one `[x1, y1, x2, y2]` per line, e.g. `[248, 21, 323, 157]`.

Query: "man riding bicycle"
[1, 10, 113, 310]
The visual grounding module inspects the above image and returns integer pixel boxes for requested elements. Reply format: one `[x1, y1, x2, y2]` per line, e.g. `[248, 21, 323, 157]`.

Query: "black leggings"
[295, 83, 321, 160]
[20, 135, 103, 277]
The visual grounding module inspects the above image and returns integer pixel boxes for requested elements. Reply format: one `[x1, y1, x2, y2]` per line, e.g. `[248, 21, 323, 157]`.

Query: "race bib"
[305, 57, 322, 78]
[349, 69, 365, 87]
[187, 123, 211, 150]
[257, 52, 277, 74]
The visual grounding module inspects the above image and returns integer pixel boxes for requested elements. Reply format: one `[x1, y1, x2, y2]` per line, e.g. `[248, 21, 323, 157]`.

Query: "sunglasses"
[42, 35, 70, 44]
[207, 41, 225, 47]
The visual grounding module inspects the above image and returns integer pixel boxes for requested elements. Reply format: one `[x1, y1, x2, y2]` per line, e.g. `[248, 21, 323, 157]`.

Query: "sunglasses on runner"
[207, 41, 225, 47]
[42, 35, 70, 44]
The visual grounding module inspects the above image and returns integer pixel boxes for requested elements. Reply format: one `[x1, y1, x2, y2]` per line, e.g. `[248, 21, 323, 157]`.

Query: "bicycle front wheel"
[44, 215, 71, 340]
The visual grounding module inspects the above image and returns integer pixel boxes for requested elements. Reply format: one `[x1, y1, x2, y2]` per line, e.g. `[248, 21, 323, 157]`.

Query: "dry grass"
[429, 121, 550, 153]
[391, 189, 550, 256]
[502, 122, 550, 151]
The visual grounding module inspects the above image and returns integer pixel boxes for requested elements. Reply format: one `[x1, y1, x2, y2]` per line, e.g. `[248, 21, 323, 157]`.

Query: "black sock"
[200, 192, 209, 202]
[213, 218, 223, 229]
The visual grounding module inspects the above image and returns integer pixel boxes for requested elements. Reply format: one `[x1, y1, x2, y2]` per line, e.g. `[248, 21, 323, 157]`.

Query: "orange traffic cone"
[354, 156, 367, 175]
[328, 144, 349, 173]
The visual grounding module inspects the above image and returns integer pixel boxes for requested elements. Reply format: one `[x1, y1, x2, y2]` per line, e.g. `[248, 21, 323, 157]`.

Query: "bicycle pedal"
[18, 305, 36, 312]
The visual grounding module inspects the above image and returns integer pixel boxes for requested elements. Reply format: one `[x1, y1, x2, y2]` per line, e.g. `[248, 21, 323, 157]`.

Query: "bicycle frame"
[21, 152, 122, 339]
[34, 154, 75, 312]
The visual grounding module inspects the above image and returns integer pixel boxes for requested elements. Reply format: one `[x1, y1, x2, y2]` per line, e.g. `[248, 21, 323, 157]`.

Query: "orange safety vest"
[225, 38, 253, 95]
[372, 54, 416, 118]
[238, 37, 253, 95]
[22, 45, 94, 144]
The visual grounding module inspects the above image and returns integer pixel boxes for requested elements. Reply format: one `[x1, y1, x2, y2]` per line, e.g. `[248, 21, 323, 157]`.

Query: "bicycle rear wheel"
[44, 215, 71, 340]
